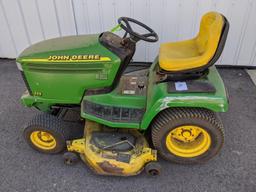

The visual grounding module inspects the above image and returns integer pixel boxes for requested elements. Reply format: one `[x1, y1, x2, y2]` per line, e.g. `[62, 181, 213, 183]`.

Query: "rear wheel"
[151, 108, 224, 164]
[23, 113, 69, 154]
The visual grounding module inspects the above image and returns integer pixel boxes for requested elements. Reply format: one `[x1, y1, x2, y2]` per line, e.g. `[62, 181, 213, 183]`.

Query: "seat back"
[196, 12, 223, 55]
[194, 12, 229, 72]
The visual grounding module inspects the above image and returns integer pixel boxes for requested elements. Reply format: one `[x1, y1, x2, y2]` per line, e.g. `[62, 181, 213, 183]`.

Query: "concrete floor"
[0, 59, 256, 192]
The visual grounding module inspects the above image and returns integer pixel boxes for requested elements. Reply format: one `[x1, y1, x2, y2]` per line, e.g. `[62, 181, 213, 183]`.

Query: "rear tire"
[151, 108, 224, 164]
[23, 113, 69, 154]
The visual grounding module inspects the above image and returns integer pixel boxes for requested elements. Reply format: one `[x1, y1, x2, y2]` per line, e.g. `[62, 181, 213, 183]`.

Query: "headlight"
[16, 62, 23, 71]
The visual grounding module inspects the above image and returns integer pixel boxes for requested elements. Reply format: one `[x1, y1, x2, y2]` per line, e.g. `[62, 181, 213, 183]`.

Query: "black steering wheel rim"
[118, 17, 158, 43]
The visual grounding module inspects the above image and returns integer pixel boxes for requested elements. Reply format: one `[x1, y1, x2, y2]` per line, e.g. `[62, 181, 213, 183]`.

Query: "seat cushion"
[159, 12, 224, 72]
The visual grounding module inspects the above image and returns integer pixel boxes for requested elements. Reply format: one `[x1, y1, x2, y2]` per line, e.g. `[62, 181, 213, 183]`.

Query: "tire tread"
[151, 108, 224, 164]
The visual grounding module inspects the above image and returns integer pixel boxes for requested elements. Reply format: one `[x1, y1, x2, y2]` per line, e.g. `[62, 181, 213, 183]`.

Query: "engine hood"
[16, 34, 112, 63]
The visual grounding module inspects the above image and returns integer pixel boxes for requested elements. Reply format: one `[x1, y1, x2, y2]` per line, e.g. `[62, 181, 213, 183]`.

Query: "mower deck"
[66, 120, 157, 176]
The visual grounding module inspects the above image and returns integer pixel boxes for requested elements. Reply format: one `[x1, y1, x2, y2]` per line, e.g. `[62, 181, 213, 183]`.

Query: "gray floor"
[0, 59, 256, 192]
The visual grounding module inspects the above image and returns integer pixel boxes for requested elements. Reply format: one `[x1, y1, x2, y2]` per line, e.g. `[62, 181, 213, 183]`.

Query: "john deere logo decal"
[20, 55, 111, 63]
[48, 55, 102, 61]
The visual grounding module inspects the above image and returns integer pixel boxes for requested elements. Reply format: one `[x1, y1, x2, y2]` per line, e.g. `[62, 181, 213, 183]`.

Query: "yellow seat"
[159, 12, 225, 72]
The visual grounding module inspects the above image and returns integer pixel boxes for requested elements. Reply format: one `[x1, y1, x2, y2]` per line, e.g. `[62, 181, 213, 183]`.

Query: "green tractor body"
[17, 34, 227, 130]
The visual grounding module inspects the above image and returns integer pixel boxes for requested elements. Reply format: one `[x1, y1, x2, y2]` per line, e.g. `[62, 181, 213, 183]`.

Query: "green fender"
[140, 64, 228, 130]
[140, 95, 228, 129]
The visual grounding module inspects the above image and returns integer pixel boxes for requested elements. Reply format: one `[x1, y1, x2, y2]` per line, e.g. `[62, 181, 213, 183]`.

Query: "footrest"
[167, 80, 216, 93]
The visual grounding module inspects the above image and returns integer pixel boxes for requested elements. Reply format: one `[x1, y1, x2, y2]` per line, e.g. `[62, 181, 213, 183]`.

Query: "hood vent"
[27, 63, 105, 73]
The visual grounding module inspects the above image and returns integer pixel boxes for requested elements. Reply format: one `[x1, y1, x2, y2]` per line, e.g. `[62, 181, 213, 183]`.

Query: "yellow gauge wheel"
[30, 131, 57, 150]
[165, 125, 211, 158]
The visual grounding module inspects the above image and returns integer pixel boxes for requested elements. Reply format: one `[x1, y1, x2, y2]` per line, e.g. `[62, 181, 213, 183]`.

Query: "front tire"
[23, 113, 69, 154]
[151, 108, 224, 164]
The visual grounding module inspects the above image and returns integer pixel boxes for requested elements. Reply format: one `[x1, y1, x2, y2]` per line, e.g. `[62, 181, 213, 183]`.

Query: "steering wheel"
[118, 17, 158, 43]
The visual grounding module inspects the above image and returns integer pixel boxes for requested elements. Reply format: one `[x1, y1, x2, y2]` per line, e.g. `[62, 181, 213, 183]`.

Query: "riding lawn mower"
[16, 12, 229, 176]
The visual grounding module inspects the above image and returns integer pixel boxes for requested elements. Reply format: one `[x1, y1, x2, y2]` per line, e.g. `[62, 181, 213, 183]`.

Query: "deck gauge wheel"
[145, 162, 161, 176]
[63, 152, 79, 165]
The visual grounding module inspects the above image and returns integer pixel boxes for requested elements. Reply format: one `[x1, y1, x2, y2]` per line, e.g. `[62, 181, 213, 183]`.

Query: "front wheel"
[151, 108, 224, 164]
[23, 113, 69, 154]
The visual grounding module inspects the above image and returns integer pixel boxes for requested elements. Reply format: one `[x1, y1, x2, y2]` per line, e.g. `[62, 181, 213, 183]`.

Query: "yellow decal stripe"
[21, 57, 111, 63]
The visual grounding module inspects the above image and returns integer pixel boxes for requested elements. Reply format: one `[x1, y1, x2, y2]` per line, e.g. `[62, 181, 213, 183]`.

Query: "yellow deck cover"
[159, 12, 224, 72]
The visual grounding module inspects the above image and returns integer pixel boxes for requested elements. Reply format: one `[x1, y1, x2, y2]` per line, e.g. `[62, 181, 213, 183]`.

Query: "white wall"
[0, 0, 256, 66]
